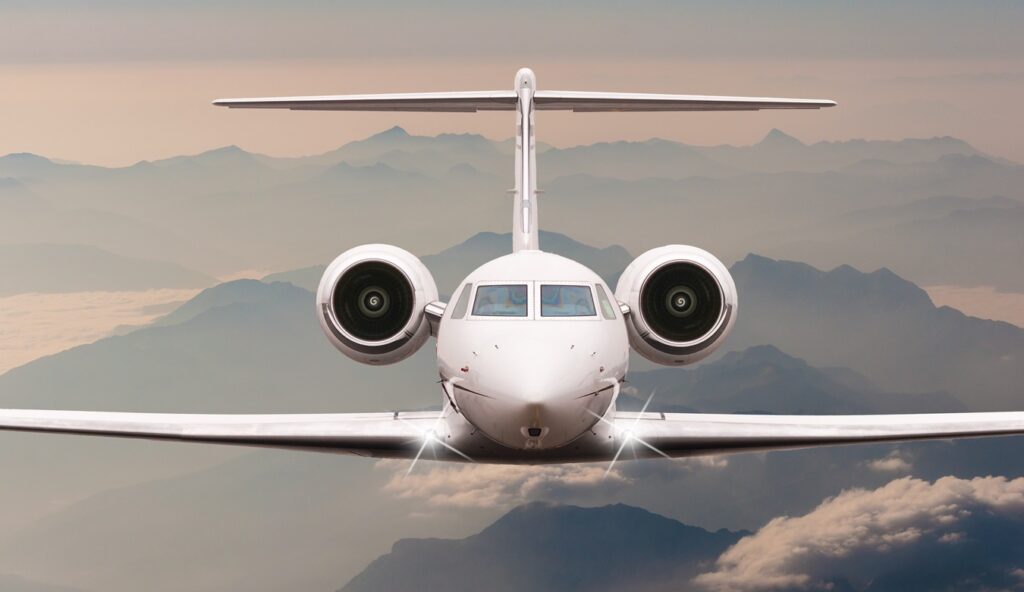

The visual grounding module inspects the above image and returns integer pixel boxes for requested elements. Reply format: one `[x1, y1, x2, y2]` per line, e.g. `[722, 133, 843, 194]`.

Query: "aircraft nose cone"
[456, 338, 608, 450]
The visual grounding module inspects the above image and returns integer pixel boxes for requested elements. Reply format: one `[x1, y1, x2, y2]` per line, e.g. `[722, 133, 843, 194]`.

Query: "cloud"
[0, 288, 200, 374]
[694, 475, 1024, 591]
[377, 461, 630, 510]
[864, 451, 912, 473]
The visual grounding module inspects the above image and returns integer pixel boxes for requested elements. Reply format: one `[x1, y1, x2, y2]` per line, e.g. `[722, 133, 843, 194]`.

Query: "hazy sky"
[1, 1, 1022, 165]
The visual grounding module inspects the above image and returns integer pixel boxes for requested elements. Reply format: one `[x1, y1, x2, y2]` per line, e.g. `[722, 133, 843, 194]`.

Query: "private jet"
[3, 68, 1023, 467]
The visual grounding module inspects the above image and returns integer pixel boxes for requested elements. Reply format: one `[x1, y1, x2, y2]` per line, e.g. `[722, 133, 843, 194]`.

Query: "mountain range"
[341, 502, 744, 592]
[727, 253, 1024, 409]
[2, 127, 1021, 292]
[339, 498, 1024, 592]
[264, 230, 632, 298]
[621, 344, 965, 415]
[0, 243, 213, 296]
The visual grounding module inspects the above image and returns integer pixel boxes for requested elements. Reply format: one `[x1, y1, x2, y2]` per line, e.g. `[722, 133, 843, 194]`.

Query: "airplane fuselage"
[437, 251, 629, 451]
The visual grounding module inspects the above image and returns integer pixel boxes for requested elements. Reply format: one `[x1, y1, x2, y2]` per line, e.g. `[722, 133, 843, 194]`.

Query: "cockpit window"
[450, 283, 473, 319]
[472, 284, 528, 317]
[540, 285, 597, 317]
[594, 284, 617, 320]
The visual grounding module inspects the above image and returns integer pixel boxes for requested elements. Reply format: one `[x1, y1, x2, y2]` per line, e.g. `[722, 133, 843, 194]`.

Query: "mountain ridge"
[341, 502, 745, 592]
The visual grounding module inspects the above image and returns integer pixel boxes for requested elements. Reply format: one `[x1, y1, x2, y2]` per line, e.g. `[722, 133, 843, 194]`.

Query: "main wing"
[620, 411, 1024, 457]
[0, 409, 439, 459]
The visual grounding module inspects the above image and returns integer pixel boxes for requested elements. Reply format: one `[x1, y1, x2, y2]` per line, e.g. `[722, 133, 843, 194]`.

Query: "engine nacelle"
[615, 245, 737, 366]
[317, 244, 438, 365]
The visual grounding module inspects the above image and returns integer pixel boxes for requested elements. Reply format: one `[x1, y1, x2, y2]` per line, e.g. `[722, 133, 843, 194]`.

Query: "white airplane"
[3, 67, 1024, 467]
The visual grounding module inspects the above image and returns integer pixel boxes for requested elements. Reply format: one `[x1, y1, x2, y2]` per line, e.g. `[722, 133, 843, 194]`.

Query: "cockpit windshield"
[540, 285, 596, 317]
[472, 284, 528, 317]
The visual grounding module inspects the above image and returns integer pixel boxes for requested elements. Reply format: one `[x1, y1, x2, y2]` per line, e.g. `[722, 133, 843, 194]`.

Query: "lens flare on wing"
[401, 409, 473, 476]
[588, 389, 669, 476]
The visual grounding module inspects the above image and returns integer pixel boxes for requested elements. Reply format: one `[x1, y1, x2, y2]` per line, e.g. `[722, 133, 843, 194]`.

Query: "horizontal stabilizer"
[213, 91, 519, 112]
[534, 91, 836, 112]
[214, 90, 835, 112]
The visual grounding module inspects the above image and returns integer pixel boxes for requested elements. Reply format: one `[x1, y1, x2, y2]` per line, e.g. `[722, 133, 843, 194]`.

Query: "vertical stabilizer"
[512, 68, 539, 252]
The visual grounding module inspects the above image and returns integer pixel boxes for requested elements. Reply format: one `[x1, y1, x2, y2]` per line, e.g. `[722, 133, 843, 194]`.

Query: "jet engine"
[316, 244, 438, 365]
[615, 245, 737, 365]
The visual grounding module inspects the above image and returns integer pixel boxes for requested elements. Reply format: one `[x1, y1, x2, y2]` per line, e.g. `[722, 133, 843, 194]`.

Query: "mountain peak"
[372, 126, 409, 140]
[190, 145, 259, 164]
[0, 152, 53, 164]
[203, 144, 245, 155]
[759, 128, 804, 147]
[717, 344, 806, 369]
[731, 254, 933, 309]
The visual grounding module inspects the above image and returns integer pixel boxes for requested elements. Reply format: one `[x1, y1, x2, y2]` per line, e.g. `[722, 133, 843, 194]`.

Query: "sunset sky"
[2, 0, 1023, 166]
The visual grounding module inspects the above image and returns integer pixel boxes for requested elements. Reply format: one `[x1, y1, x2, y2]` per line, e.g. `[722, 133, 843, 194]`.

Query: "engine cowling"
[316, 244, 438, 365]
[615, 245, 737, 366]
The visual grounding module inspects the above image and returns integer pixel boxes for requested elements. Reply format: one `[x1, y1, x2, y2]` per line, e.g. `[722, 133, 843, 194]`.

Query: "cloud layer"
[696, 475, 1024, 590]
[379, 461, 630, 510]
[0, 288, 200, 374]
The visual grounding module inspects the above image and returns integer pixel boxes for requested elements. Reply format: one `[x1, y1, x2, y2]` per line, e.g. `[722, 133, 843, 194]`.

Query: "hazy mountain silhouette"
[540, 138, 738, 180]
[0, 451, 427, 592]
[0, 243, 214, 296]
[0, 277, 436, 541]
[263, 230, 633, 297]
[298, 126, 511, 177]
[341, 502, 744, 592]
[338, 493, 1024, 592]
[0, 153, 106, 182]
[729, 254, 1024, 409]
[623, 345, 966, 415]
[423, 230, 632, 297]
[3, 127, 1018, 286]
[0, 177, 40, 207]
[0, 278, 435, 414]
[341, 491, 1024, 592]
[697, 129, 1000, 173]
[153, 279, 304, 326]
[0, 182, 227, 274]
[766, 195, 1024, 290]
[149, 144, 268, 171]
